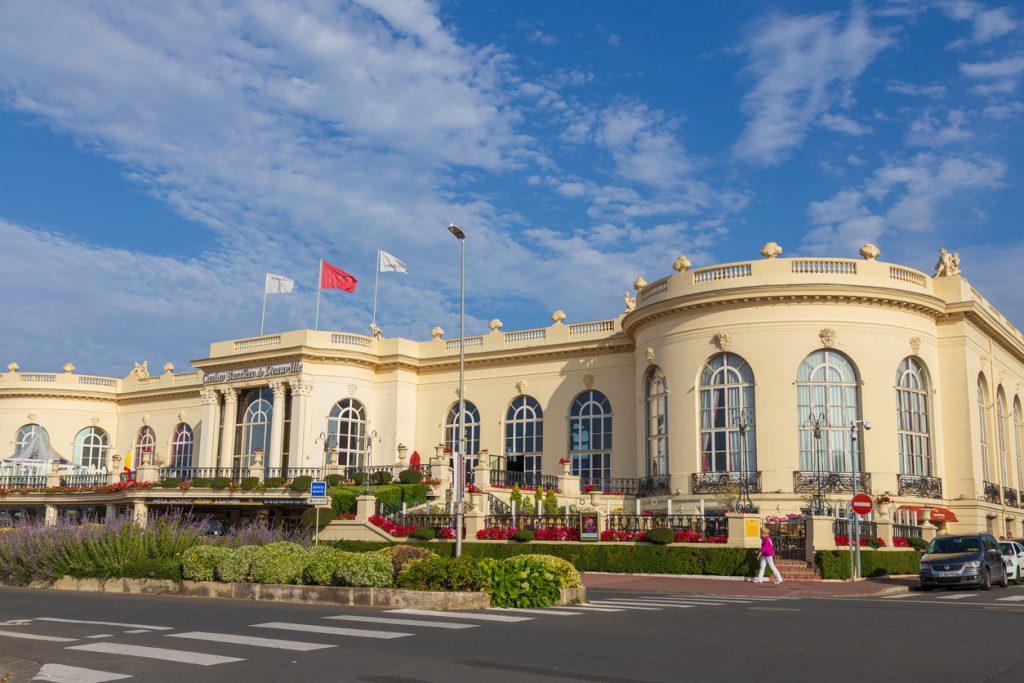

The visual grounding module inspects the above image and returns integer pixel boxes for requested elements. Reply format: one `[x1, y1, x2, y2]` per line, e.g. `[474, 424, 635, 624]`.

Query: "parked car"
[1000, 540, 1024, 585]
[194, 519, 225, 536]
[919, 533, 1008, 590]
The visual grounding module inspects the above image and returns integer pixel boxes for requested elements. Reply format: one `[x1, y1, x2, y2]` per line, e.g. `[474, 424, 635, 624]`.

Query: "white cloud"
[940, 2, 1017, 45]
[906, 109, 973, 147]
[960, 56, 1024, 79]
[885, 80, 946, 99]
[595, 102, 691, 189]
[820, 113, 872, 136]
[733, 7, 892, 165]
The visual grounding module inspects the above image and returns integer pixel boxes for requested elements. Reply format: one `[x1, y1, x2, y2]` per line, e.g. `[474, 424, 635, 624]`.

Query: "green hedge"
[250, 542, 308, 584]
[816, 550, 921, 580]
[334, 552, 393, 587]
[159, 477, 183, 489]
[301, 508, 336, 530]
[289, 475, 313, 493]
[240, 477, 260, 491]
[329, 484, 428, 515]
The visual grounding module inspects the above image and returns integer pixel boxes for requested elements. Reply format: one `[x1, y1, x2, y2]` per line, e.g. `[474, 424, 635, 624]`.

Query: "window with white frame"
[569, 390, 612, 481]
[134, 426, 156, 466]
[237, 388, 273, 468]
[997, 389, 1010, 489]
[645, 366, 668, 478]
[978, 375, 991, 482]
[73, 427, 108, 470]
[328, 398, 366, 468]
[505, 395, 543, 475]
[170, 423, 194, 468]
[700, 354, 756, 473]
[896, 357, 932, 477]
[15, 424, 49, 451]
[797, 350, 861, 472]
[1015, 398, 1023, 493]
[446, 401, 480, 473]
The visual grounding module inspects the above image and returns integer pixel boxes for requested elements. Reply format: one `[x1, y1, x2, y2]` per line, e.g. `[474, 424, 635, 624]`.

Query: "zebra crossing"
[5, 595, 790, 681]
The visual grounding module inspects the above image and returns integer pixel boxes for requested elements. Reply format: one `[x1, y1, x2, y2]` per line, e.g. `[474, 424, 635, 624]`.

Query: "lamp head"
[448, 223, 466, 240]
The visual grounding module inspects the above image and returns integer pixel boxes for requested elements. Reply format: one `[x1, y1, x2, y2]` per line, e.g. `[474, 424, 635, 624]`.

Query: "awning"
[899, 505, 959, 523]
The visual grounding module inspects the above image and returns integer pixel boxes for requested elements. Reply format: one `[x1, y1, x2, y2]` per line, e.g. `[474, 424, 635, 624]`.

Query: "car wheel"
[981, 568, 992, 590]
[1015, 568, 1022, 586]
[999, 566, 1010, 588]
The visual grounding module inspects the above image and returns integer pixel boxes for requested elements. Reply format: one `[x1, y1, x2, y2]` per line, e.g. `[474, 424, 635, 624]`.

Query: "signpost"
[851, 492, 873, 516]
[849, 492, 873, 581]
[310, 480, 327, 498]
[310, 481, 328, 545]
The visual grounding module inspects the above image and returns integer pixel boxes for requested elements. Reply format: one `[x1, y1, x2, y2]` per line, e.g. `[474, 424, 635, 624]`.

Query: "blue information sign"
[310, 480, 327, 497]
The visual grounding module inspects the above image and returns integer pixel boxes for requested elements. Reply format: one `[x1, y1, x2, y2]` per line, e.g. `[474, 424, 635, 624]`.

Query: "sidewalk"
[582, 572, 917, 598]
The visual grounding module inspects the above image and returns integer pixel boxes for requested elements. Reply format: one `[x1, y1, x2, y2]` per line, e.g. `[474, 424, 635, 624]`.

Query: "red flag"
[320, 261, 357, 292]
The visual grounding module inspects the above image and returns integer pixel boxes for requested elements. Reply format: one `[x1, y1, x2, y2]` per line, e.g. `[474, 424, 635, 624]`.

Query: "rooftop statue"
[128, 361, 149, 379]
[934, 248, 961, 277]
[624, 291, 637, 312]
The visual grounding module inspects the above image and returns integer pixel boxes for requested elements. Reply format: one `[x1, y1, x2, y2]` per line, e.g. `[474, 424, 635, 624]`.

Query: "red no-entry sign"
[851, 492, 873, 516]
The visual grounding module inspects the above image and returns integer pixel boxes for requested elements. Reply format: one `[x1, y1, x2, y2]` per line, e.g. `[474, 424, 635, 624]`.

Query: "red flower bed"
[600, 529, 646, 541]
[367, 514, 416, 537]
[835, 535, 886, 547]
[437, 527, 457, 539]
[336, 512, 356, 520]
[476, 528, 519, 540]
[892, 537, 910, 547]
[534, 527, 580, 541]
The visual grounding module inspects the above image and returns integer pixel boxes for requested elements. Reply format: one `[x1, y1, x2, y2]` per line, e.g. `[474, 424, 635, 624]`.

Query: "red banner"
[320, 261, 357, 292]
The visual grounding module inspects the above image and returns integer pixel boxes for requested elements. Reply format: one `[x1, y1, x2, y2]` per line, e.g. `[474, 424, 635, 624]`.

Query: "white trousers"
[757, 555, 783, 582]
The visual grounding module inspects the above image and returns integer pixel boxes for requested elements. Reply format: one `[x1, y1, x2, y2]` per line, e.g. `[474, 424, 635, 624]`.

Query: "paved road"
[1, 585, 1022, 682]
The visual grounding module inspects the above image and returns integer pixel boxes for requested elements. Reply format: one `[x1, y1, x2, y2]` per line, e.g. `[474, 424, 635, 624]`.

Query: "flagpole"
[371, 249, 381, 328]
[314, 259, 322, 330]
[260, 273, 268, 336]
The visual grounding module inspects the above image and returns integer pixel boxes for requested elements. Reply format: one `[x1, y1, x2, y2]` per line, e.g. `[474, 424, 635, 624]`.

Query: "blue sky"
[1, 0, 1022, 377]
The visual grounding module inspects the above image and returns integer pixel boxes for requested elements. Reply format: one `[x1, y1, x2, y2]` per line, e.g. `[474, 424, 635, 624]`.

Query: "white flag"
[378, 250, 407, 273]
[265, 272, 295, 294]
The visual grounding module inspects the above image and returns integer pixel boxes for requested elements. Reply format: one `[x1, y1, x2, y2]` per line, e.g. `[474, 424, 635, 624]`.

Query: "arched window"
[797, 350, 861, 472]
[446, 401, 481, 478]
[978, 375, 991, 482]
[700, 354, 756, 473]
[997, 388, 1010, 488]
[328, 399, 366, 468]
[645, 367, 669, 477]
[134, 427, 156, 466]
[896, 357, 932, 476]
[15, 424, 49, 451]
[73, 427, 108, 470]
[170, 423, 194, 469]
[505, 395, 543, 475]
[1014, 398, 1023, 493]
[570, 390, 612, 481]
[238, 388, 273, 468]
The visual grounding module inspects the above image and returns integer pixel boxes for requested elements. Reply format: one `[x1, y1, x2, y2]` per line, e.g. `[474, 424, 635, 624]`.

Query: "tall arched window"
[505, 396, 543, 475]
[700, 354, 756, 473]
[978, 375, 991, 482]
[896, 357, 932, 476]
[170, 423, 194, 468]
[135, 427, 156, 466]
[1014, 398, 1023, 493]
[73, 427, 108, 470]
[997, 388, 1010, 488]
[797, 350, 861, 472]
[238, 388, 273, 468]
[569, 390, 612, 481]
[328, 399, 366, 468]
[645, 367, 668, 477]
[446, 401, 481, 476]
[15, 424, 49, 451]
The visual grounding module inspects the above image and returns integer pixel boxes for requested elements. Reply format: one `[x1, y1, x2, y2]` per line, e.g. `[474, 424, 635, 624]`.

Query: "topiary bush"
[182, 545, 234, 582]
[191, 477, 212, 488]
[380, 544, 435, 578]
[907, 537, 928, 551]
[520, 497, 535, 515]
[645, 528, 676, 545]
[264, 477, 286, 488]
[303, 546, 347, 585]
[301, 507, 336, 530]
[398, 469, 422, 485]
[513, 529, 535, 542]
[515, 553, 583, 589]
[334, 551, 393, 588]
[543, 490, 559, 515]
[289, 475, 313, 493]
[411, 527, 436, 541]
[395, 556, 485, 592]
[159, 477, 183, 489]
[216, 545, 260, 582]
[240, 477, 260, 491]
[481, 556, 560, 608]
[371, 470, 393, 486]
[210, 477, 231, 490]
[326, 474, 345, 487]
[352, 472, 368, 486]
[250, 541, 308, 584]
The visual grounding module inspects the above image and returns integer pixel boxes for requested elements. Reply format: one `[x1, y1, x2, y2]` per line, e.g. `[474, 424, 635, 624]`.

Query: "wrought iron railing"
[604, 513, 727, 537]
[897, 474, 943, 499]
[484, 514, 578, 531]
[484, 491, 511, 516]
[833, 519, 879, 539]
[983, 481, 1002, 505]
[1005, 487, 1019, 508]
[489, 469, 558, 491]
[264, 467, 322, 480]
[893, 523, 923, 540]
[0, 475, 46, 488]
[385, 512, 456, 535]
[638, 475, 671, 497]
[793, 470, 871, 494]
[765, 517, 806, 560]
[158, 467, 251, 482]
[60, 473, 109, 487]
[691, 471, 762, 495]
[578, 477, 639, 495]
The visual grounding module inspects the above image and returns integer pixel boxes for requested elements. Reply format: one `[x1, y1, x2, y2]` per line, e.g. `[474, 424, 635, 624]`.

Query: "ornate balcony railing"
[158, 467, 250, 482]
[893, 523, 923, 540]
[605, 513, 728, 537]
[264, 467, 322, 480]
[691, 471, 762, 495]
[983, 481, 1002, 505]
[60, 473, 109, 487]
[793, 470, 871, 494]
[489, 470, 558, 491]
[1005, 487, 1019, 508]
[638, 475, 671, 497]
[0, 475, 46, 489]
[897, 474, 943, 499]
[484, 514, 578, 531]
[833, 519, 879, 539]
[578, 477, 639, 496]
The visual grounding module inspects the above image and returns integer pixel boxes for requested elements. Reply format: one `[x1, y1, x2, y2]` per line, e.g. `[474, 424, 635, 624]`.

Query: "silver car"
[919, 533, 1008, 591]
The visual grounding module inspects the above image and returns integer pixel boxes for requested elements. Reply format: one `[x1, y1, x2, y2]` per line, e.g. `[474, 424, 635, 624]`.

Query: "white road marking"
[0, 619, 33, 625]
[0, 630, 76, 642]
[253, 622, 412, 639]
[122, 630, 149, 634]
[625, 596, 755, 604]
[590, 600, 698, 609]
[936, 594, 973, 600]
[385, 609, 532, 623]
[324, 615, 478, 630]
[582, 601, 667, 611]
[38, 618, 171, 631]
[168, 632, 335, 651]
[65, 643, 243, 666]
[880, 593, 916, 599]
[33, 663, 132, 682]
[996, 595, 1024, 602]
[486, 608, 584, 616]
[559, 606, 628, 612]
[85, 634, 114, 639]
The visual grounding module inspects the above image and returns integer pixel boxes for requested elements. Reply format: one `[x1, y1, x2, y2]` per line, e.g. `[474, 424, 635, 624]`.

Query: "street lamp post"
[448, 223, 466, 558]
[805, 412, 829, 516]
[849, 419, 871, 580]
[733, 408, 755, 512]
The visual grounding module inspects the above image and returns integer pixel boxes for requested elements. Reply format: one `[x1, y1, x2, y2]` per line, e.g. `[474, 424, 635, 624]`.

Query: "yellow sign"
[745, 518, 760, 538]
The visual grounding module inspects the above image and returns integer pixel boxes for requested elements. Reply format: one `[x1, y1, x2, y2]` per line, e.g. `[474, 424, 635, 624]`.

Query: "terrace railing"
[60, 473, 109, 487]
[897, 474, 943, 499]
[0, 475, 46, 489]
[157, 467, 250, 482]
[484, 514, 578, 531]
[691, 471, 762, 495]
[893, 523, 923, 540]
[264, 467, 322, 481]
[605, 513, 727, 537]
[638, 475, 671, 497]
[578, 477, 639, 496]
[489, 469, 558, 491]
[793, 470, 872, 494]
[833, 519, 879, 540]
[983, 481, 1002, 505]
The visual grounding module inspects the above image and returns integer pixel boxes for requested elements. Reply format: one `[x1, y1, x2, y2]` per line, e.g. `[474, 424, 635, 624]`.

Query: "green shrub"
[264, 476, 286, 488]
[371, 470, 393, 486]
[352, 472, 368, 486]
[334, 552, 393, 588]
[645, 528, 676, 545]
[326, 540, 398, 553]
[303, 546, 347, 585]
[331, 488, 358, 514]
[520, 497, 535, 515]
[513, 529, 535, 542]
[510, 485, 522, 506]
[159, 477, 183, 489]
[240, 477, 260, 491]
[395, 556, 485, 592]
[289, 475, 314, 493]
[182, 545, 233, 582]
[191, 477, 212, 488]
[379, 545, 434, 578]
[815, 550, 921, 579]
[216, 545, 260, 582]
[210, 477, 231, 490]
[326, 474, 345, 487]
[120, 557, 184, 581]
[907, 537, 928, 551]
[411, 527, 436, 541]
[481, 556, 560, 608]
[250, 542, 308, 584]
[543, 491, 559, 516]
[515, 553, 583, 589]
[398, 469, 422, 485]
[301, 508, 336, 530]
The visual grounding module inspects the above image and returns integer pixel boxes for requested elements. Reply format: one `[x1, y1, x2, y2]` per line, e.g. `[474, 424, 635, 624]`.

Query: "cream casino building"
[3, 243, 1024, 537]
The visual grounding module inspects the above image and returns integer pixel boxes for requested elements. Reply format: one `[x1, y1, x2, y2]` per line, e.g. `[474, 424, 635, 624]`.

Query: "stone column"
[132, 500, 148, 528]
[465, 494, 486, 538]
[197, 388, 221, 469]
[220, 388, 239, 470]
[474, 461, 491, 490]
[288, 379, 313, 467]
[876, 518, 894, 549]
[727, 512, 763, 550]
[355, 494, 377, 522]
[44, 504, 58, 527]
[805, 515, 837, 563]
[267, 381, 287, 472]
[136, 464, 159, 484]
[430, 445, 450, 492]
[105, 503, 117, 523]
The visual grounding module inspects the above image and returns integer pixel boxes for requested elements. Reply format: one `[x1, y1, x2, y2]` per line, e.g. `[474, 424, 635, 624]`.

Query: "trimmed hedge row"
[329, 484, 428, 515]
[816, 550, 921, 579]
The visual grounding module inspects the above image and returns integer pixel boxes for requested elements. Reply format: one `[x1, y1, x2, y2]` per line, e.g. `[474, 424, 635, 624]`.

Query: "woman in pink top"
[754, 527, 784, 584]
